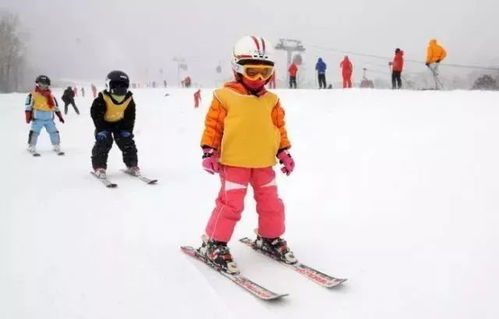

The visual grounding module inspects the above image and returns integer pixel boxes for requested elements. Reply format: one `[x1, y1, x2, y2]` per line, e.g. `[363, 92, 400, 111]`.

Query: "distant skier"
[197, 35, 297, 274]
[62, 86, 80, 115]
[194, 89, 201, 108]
[91, 83, 97, 98]
[389, 48, 404, 89]
[182, 76, 192, 88]
[340, 56, 353, 88]
[315, 57, 327, 89]
[81, 87, 85, 97]
[25, 75, 65, 155]
[90, 70, 140, 178]
[425, 39, 447, 90]
[73, 86, 78, 97]
[288, 62, 298, 88]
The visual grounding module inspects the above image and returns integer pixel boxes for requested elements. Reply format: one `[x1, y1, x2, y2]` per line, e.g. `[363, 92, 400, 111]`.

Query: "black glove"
[425, 63, 430, 67]
[55, 111, 65, 123]
[436, 59, 441, 63]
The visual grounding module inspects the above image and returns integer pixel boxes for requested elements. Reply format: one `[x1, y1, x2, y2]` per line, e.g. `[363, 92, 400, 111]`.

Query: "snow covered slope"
[1, 88, 498, 319]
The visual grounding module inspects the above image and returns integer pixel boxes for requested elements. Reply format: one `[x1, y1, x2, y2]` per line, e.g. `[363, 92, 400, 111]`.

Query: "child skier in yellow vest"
[197, 35, 296, 274]
[25, 75, 65, 156]
[90, 70, 140, 178]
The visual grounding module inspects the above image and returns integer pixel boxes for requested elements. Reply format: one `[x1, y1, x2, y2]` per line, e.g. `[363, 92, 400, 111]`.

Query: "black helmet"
[35, 75, 51, 86]
[106, 70, 129, 96]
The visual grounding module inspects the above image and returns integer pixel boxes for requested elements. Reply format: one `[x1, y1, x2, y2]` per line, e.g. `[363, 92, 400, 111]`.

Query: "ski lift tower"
[173, 57, 187, 86]
[274, 39, 306, 84]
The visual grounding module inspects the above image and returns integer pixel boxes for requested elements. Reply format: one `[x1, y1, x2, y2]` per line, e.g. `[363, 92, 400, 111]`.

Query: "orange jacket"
[201, 82, 290, 166]
[426, 39, 447, 64]
[288, 63, 298, 77]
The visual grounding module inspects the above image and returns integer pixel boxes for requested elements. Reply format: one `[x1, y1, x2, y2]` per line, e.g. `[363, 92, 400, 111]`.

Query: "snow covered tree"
[0, 11, 25, 93]
[472, 75, 498, 90]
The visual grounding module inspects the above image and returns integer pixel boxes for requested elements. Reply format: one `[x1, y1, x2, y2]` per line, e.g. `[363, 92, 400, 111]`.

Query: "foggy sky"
[2, 0, 498, 86]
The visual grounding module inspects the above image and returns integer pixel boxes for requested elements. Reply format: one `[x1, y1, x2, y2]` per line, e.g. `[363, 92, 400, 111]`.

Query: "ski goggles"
[239, 64, 274, 81]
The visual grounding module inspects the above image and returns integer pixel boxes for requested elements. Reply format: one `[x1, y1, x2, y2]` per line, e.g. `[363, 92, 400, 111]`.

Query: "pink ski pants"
[205, 166, 285, 242]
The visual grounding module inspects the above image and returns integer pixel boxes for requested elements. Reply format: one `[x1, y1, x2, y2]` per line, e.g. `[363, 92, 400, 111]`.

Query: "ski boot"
[93, 168, 107, 179]
[125, 166, 141, 176]
[53, 144, 64, 155]
[28, 145, 40, 156]
[198, 236, 239, 274]
[254, 236, 297, 264]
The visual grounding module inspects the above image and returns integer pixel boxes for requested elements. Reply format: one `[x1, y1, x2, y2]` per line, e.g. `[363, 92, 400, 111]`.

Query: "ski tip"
[265, 293, 289, 301]
[148, 179, 158, 184]
[325, 278, 348, 288]
[106, 183, 118, 188]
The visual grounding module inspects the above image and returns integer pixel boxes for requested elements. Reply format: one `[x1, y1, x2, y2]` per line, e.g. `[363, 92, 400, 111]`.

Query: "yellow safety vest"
[214, 88, 280, 168]
[102, 94, 132, 122]
[32, 91, 55, 112]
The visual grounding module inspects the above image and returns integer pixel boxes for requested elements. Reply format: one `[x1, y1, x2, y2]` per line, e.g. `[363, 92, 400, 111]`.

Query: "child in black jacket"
[90, 70, 139, 178]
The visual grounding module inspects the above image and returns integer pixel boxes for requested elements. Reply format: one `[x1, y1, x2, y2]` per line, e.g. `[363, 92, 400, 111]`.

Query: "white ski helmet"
[232, 35, 274, 74]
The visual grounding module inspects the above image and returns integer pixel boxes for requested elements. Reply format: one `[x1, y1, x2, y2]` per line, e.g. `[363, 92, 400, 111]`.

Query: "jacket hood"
[429, 39, 438, 46]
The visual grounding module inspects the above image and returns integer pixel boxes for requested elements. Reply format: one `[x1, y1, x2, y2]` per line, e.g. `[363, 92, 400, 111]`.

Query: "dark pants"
[392, 71, 402, 89]
[91, 131, 138, 169]
[289, 76, 297, 89]
[318, 73, 327, 89]
[64, 100, 80, 115]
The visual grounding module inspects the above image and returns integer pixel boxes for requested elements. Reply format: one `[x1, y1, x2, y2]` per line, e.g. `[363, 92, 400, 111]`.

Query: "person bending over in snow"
[197, 35, 297, 274]
[25, 75, 65, 156]
[90, 70, 140, 178]
[62, 86, 80, 115]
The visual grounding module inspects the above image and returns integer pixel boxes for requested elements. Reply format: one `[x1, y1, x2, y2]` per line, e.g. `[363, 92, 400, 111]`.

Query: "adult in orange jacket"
[340, 56, 353, 88]
[425, 39, 447, 89]
[198, 35, 297, 274]
[389, 48, 404, 89]
[288, 62, 298, 88]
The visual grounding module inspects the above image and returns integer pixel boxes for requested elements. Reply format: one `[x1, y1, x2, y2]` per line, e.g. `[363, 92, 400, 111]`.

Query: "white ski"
[181, 246, 288, 301]
[90, 171, 117, 188]
[239, 237, 347, 288]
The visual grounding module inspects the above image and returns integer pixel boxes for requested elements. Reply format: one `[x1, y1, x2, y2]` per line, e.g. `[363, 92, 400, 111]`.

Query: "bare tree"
[0, 11, 25, 93]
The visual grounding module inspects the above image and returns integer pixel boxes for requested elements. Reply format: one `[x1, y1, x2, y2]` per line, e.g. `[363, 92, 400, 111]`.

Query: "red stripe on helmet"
[251, 36, 261, 52]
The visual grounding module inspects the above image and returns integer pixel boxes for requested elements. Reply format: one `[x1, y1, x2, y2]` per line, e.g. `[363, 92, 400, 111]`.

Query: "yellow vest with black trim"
[32, 90, 55, 112]
[215, 88, 280, 168]
[102, 94, 132, 122]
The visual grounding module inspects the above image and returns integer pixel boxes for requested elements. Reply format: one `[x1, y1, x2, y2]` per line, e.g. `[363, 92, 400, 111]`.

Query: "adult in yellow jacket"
[426, 39, 447, 66]
[425, 39, 447, 89]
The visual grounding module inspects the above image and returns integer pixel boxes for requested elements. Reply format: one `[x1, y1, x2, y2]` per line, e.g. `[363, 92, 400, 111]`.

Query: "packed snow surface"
[1, 88, 498, 319]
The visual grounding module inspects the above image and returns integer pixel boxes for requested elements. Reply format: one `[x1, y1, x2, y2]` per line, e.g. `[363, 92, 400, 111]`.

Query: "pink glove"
[202, 147, 220, 174]
[277, 149, 295, 176]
